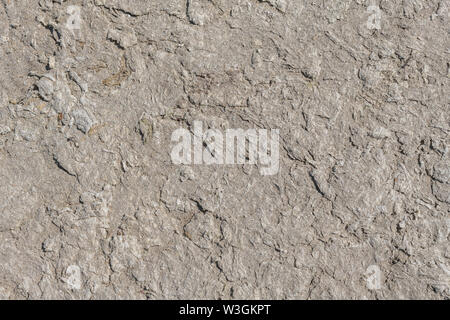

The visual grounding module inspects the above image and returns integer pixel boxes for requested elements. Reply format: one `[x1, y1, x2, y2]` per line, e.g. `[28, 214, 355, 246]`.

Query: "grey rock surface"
[0, 0, 448, 299]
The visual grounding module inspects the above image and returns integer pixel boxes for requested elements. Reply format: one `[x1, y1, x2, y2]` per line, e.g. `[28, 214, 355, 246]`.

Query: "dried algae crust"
[0, 0, 448, 299]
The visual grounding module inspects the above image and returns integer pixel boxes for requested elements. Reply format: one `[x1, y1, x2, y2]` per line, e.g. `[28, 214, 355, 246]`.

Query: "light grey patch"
[36, 77, 54, 101]
[71, 108, 95, 133]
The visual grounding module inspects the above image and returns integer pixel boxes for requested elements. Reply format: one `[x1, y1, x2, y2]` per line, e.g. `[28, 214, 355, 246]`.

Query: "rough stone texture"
[0, 0, 449, 300]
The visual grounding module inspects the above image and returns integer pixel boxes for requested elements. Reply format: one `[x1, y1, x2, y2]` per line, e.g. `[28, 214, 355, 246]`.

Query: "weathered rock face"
[0, 0, 448, 300]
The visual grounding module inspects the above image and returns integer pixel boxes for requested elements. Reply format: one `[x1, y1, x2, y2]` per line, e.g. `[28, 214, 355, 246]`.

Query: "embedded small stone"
[72, 108, 95, 133]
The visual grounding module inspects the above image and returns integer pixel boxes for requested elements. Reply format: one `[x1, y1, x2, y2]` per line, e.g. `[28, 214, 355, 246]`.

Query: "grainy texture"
[0, 0, 449, 300]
